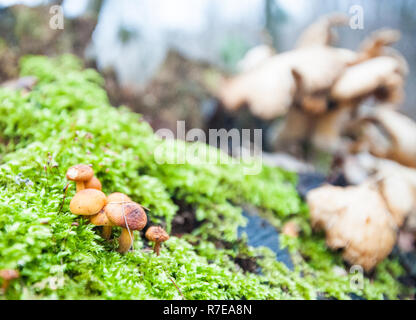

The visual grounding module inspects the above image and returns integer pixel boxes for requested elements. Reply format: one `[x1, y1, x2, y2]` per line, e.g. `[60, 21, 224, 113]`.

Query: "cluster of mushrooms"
[217, 13, 416, 271]
[66, 164, 169, 254]
[218, 13, 407, 152]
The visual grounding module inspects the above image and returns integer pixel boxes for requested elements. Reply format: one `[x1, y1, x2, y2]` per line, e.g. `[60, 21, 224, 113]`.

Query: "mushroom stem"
[75, 181, 85, 192]
[154, 242, 161, 256]
[102, 226, 112, 240]
[1, 280, 9, 293]
[118, 228, 134, 253]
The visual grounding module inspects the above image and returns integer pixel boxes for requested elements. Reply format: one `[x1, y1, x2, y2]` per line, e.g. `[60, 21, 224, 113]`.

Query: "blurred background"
[1, 0, 415, 122]
[1, 0, 416, 171]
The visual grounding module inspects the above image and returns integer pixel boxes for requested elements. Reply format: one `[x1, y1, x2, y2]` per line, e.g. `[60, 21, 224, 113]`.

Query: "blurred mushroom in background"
[217, 14, 407, 160]
[236, 44, 276, 73]
[348, 106, 416, 168]
[307, 183, 398, 271]
[295, 12, 349, 49]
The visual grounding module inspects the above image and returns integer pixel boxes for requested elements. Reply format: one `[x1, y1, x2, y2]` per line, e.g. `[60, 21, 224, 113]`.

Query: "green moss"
[0, 54, 409, 299]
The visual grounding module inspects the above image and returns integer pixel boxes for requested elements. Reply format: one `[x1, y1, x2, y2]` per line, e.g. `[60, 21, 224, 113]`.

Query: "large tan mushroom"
[331, 56, 405, 105]
[217, 57, 296, 120]
[344, 153, 416, 232]
[307, 183, 397, 271]
[350, 107, 416, 168]
[218, 46, 356, 120]
[377, 176, 414, 227]
[370, 107, 416, 168]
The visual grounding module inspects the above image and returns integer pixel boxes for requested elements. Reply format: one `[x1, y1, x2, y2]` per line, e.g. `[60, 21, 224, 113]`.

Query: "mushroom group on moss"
[66, 164, 165, 255]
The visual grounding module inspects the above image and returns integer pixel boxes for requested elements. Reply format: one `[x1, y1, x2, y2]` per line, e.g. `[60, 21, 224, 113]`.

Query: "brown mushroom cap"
[104, 202, 147, 231]
[84, 176, 102, 191]
[89, 208, 113, 226]
[69, 189, 107, 216]
[66, 164, 94, 182]
[145, 226, 170, 243]
[107, 192, 132, 203]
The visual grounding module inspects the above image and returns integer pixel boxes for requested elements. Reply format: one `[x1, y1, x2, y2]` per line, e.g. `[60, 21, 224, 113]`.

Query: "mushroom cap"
[289, 47, 357, 95]
[378, 176, 414, 227]
[331, 56, 403, 102]
[145, 226, 170, 242]
[296, 13, 348, 48]
[360, 107, 416, 168]
[307, 184, 397, 271]
[89, 209, 113, 226]
[84, 176, 102, 191]
[237, 44, 275, 72]
[0, 269, 19, 280]
[282, 221, 299, 238]
[107, 192, 132, 203]
[218, 46, 356, 120]
[357, 29, 401, 62]
[69, 189, 107, 216]
[66, 164, 94, 182]
[104, 202, 147, 231]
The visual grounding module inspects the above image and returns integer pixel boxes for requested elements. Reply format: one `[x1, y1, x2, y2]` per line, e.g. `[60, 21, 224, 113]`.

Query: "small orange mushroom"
[145, 226, 170, 256]
[0, 269, 19, 293]
[66, 164, 94, 192]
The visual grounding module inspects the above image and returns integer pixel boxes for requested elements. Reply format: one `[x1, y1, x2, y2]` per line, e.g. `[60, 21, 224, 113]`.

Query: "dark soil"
[171, 200, 202, 236]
